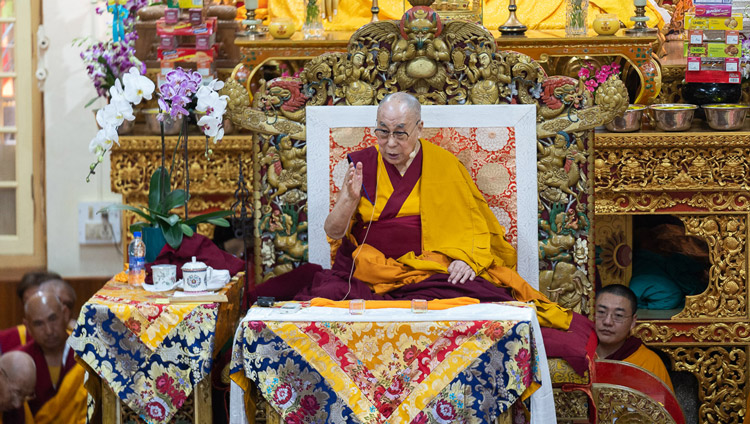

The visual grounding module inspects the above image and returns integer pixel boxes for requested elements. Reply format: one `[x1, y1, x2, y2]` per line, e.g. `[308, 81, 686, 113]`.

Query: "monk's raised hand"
[343, 161, 363, 200]
[447, 260, 476, 284]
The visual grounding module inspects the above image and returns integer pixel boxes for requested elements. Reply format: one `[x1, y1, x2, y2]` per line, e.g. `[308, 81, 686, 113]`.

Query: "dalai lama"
[258, 92, 593, 368]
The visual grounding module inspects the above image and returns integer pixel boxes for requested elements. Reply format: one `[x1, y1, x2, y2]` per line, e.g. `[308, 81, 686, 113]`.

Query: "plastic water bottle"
[128, 231, 146, 286]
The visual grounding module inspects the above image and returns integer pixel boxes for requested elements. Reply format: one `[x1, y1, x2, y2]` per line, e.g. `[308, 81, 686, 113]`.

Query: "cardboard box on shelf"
[158, 46, 217, 63]
[156, 17, 216, 36]
[694, 4, 733, 17]
[685, 13, 743, 30]
[685, 42, 741, 58]
[685, 69, 741, 83]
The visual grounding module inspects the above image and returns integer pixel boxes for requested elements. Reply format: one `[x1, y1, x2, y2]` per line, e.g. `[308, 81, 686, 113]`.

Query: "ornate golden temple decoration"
[594, 384, 675, 424]
[595, 215, 632, 287]
[110, 135, 253, 249]
[594, 143, 750, 193]
[553, 390, 589, 422]
[635, 322, 750, 344]
[654, 65, 687, 105]
[675, 215, 746, 319]
[226, 6, 629, 310]
[663, 346, 746, 424]
[596, 192, 750, 214]
[548, 358, 589, 385]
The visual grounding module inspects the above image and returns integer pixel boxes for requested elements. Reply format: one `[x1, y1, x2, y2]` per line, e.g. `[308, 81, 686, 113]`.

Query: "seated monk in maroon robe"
[258, 92, 593, 374]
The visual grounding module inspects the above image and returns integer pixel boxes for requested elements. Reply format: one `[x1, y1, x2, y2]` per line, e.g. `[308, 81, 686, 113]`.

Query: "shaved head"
[0, 351, 36, 411]
[23, 291, 69, 354]
[40, 279, 76, 313]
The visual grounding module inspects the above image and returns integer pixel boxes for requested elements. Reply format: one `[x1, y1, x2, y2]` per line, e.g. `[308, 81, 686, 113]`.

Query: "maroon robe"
[19, 340, 77, 416]
[605, 335, 644, 361]
[0, 325, 32, 354]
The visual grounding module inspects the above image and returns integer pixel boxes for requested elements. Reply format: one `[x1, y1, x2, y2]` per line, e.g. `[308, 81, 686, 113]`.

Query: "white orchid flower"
[198, 114, 224, 142]
[96, 104, 123, 128]
[89, 126, 119, 154]
[206, 79, 224, 91]
[122, 67, 155, 105]
[196, 91, 228, 119]
[109, 79, 126, 103]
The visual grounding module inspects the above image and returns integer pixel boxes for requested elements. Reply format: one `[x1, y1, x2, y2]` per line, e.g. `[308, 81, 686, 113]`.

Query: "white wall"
[43, 0, 123, 276]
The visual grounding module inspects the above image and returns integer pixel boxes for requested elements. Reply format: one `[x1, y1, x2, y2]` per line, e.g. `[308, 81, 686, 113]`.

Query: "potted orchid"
[93, 66, 233, 257]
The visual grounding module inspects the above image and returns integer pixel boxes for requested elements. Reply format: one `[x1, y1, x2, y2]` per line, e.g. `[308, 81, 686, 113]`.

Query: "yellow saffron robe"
[623, 344, 675, 393]
[350, 140, 571, 329]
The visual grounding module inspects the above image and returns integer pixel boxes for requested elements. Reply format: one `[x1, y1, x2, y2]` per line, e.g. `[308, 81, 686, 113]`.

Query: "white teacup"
[151, 264, 177, 290]
[182, 256, 208, 291]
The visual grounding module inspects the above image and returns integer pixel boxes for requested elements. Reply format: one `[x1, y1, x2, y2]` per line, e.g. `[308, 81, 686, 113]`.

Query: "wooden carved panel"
[663, 346, 747, 424]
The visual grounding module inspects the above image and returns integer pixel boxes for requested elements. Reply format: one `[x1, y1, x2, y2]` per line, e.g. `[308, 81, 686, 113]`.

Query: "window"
[0, 0, 44, 269]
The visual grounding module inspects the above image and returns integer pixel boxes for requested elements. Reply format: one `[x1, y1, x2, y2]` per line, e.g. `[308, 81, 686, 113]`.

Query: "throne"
[221, 0, 683, 421]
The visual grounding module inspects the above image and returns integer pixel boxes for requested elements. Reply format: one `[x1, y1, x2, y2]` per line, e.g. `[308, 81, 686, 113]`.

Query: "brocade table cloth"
[70, 279, 240, 423]
[229, 302, 555, 423]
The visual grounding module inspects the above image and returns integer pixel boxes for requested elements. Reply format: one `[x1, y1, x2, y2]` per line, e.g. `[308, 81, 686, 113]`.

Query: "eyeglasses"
[594, 309, 633, 324]
[373, 120, 421, 142]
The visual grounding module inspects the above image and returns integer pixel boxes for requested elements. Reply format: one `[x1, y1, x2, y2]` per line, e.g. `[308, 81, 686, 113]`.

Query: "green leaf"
[207, 218, 230, 227]
[84, 96, 100, 108]
[99, 204, 154, 224]
[162, 189, 187, 212]
[180, 224, 194, 237]
[148, 167, 169, 212]
[184, 210, 234, 226]
[155, 213, 181, 227]
[163, 223, 184, 249]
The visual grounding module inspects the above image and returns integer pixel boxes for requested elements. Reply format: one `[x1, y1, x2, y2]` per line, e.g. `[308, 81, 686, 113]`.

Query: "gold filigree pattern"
[635, 322, 750, 344]
[595, 215, 632, 286]
[595, 144, 750, 192]
[594, 384, 675, 424]
[548, 358, 589, 385]
[674, 215, 746, 319]
[663, 346, 747, 424]
[553, 389, 589, 421]
[595, 191, 750, 214]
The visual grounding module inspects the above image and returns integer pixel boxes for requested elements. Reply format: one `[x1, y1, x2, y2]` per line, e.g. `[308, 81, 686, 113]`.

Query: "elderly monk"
[0, 351, 36, 423]
[0, 271, 61, 353]
[39, 279, 78, 331]
[5, 291, 87, 424]
[595, 284, 674, 392]
[259, 92, 593, 366]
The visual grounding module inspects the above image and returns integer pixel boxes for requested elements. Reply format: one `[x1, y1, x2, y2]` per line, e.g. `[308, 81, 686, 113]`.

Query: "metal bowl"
[143, 109, 184, 135]
[605, 104, 646, 132]
[649, 104, 698, 132]
[702, 103, 750, 131]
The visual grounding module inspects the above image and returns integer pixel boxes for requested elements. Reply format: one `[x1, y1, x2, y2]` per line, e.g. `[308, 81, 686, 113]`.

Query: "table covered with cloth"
[229, 302, 555, 424]
[69, 277, 242, 423]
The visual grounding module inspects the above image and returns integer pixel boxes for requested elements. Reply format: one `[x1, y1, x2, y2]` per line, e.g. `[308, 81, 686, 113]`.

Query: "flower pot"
[143, 108, 184, 135]
[142, 226, 167, 263]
